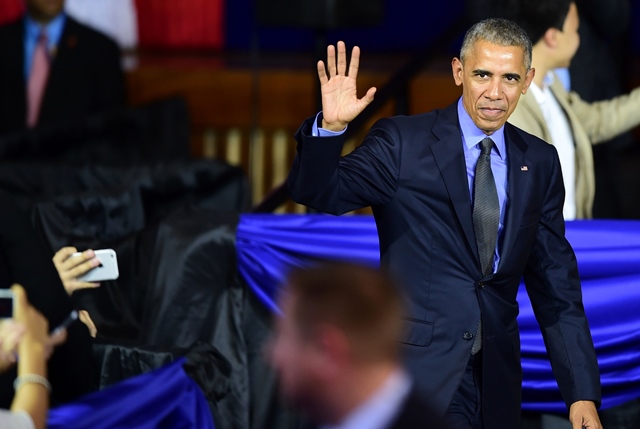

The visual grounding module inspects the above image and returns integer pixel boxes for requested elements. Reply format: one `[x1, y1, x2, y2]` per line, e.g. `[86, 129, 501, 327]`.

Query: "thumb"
[9, 284, 28, 320]
[361, 87, 377, 105]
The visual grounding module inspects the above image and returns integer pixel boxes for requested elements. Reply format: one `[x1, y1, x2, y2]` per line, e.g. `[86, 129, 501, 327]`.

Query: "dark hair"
[511, 0, 573, 44]
[283, 261, 404, 362]
[461, 18, 532, 70]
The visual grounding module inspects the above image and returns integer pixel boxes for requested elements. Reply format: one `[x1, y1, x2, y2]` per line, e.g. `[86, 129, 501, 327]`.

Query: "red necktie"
[27, 32, 50, 127]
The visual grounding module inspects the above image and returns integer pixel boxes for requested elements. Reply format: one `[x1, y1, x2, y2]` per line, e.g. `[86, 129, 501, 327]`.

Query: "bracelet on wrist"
[13, 374, 51, 393]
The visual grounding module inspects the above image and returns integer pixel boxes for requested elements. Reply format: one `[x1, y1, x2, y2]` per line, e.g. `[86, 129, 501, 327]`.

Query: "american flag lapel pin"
[520, 165, 528, 171]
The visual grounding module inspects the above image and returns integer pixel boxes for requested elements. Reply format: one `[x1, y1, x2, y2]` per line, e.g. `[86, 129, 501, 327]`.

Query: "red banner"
[0, 0, 24, 25]
[1, 0, 225, 50]
[134, 0, 225, 49]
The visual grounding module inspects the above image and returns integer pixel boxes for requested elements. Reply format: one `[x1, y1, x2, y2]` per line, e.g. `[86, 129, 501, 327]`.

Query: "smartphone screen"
[0, 289, 13, 318]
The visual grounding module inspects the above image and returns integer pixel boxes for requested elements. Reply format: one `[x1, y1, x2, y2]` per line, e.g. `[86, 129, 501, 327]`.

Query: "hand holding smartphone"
[0, 289, 13, 319]
[71, 249, 119, 282]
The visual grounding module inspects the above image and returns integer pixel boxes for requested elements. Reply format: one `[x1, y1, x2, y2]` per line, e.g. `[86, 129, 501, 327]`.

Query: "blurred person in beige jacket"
[507, 0, 640, 219]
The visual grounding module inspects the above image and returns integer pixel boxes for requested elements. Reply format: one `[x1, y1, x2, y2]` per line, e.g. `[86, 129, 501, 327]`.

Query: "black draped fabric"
[92, 341, 234, 428]
[0, 192, 97, 407]
[0, 160, 298, 428]
[0, 102, 301, 427]
[0, 97, 191, 165]
[135, 207, 300, 429]
[5, 160, 250, 341]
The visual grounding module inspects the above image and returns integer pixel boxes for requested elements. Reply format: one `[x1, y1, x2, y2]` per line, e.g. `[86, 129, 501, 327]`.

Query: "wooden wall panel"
[124, 55, 462, 211]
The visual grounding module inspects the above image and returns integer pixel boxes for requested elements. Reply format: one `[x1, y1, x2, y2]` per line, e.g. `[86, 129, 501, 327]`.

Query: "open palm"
[318, 41, 376, 131]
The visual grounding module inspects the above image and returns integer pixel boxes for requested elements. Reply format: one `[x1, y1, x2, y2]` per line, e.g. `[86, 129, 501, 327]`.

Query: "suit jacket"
[287, 101, 601, 429]
[0, 16, 125, 135]
[508, 72, 640, 219]
[302, 384, 449, 429]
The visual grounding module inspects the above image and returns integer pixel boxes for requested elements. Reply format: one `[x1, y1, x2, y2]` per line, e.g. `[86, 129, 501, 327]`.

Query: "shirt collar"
[457, 97, 506, 159]
[24, 12, 66, 48]
[320, 369, 412, 429]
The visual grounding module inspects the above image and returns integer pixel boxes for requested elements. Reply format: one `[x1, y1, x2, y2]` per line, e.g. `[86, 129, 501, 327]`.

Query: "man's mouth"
[479, 107, 505, 118]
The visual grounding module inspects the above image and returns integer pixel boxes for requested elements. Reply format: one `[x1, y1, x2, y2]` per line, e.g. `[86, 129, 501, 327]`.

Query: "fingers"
[569, 401, 602, 429]
[55, 248, 99, 280]
[10, 284, 28, 321]
[348, 45, 361, 79]
[336, 41, 347, 75]
[362, 86, 377, 105]
[53, 248, 101, 296]
[78, 310, 97, 338]
[63, 259, 100, 281]
[326, 44, 336, 77]
[52, 246, 78, 266]
[317, 60, 328, 85]
[325, 42, 360, 78]
[0, 319, 24, 355]
[10, 284, 49, 344]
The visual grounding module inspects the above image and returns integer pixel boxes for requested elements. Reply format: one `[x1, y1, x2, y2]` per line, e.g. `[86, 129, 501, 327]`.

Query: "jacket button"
[463, 331, 473, 340]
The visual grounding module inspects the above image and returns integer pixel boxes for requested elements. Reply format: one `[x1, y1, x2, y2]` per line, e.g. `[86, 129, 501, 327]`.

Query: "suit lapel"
[430, 104, 478, 265]
[498, 123, 531, 271]
[5, 20, 27, 123]
[41, 18, 78, 118]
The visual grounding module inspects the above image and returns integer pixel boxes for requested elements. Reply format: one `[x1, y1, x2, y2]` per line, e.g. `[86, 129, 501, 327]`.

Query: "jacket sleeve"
[522, 146, 601, 408]
[287, 116, 402, 215]
[564, 85, 640, 145]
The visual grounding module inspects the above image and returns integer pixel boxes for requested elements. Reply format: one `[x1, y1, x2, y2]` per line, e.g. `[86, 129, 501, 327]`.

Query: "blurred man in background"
[268, 262, 447, 429]
[0, 0, 125, 134]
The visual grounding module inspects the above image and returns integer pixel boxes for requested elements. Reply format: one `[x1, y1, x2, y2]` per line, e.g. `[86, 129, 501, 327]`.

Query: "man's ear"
[522, 68, 536, 94]
[314, 324, 350, 374]
[451, 57, 463, 87]
[542, 27, 558, 49]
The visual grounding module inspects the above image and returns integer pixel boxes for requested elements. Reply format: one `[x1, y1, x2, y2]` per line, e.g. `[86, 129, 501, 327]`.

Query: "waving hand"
[318, 41, 376, 131]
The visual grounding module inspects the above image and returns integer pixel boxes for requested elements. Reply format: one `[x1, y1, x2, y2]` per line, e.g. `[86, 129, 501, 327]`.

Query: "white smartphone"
[72, 248, 119, 282]
[0, 289, 14, 319]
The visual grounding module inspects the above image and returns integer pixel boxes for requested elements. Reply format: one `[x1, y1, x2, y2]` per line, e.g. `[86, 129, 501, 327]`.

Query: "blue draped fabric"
[236, 214, 640, 412]
[47, 358, 215, 429]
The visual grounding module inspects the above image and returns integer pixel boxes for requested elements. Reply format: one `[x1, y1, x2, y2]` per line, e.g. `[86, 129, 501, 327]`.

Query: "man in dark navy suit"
[0, 0, 125, 134]
[288, 18, 602, 429]
[268, 261, 447, 429]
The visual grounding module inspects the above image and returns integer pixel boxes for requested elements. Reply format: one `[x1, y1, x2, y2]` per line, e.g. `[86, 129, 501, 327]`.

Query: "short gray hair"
[460, 18, 532, 71]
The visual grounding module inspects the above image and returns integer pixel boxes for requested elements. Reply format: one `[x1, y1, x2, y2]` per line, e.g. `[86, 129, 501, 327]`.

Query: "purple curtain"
[237, 215, 640, 412]
[47, 358, 215, 429]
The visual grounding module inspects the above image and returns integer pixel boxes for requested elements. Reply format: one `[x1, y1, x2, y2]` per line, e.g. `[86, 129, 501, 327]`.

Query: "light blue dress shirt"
[457, 97, 508, 273]
[313, 97, 508, 272]
[23, 13, 66, 80]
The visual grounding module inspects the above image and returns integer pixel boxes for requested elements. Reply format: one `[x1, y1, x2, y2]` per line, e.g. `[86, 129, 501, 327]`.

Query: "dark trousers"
[445, 351, 483, 429]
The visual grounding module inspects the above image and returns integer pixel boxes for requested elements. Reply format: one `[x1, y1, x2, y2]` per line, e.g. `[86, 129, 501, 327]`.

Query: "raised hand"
[318, 41, 376, 131]
[0, 319, 24, 372]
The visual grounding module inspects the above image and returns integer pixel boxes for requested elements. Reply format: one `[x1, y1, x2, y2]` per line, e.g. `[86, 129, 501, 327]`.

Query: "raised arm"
[318, 41, 376, 131]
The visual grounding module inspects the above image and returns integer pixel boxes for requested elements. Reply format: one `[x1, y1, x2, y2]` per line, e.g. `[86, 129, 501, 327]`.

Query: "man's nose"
[485, 78, 501, 99]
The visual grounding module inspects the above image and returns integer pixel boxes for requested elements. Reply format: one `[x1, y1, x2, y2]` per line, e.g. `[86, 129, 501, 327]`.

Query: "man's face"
[452, 40, 534, 135]
[267, 293, 319, 410]
[25, 0, 65, 23]
[555, 2, 580, 68]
